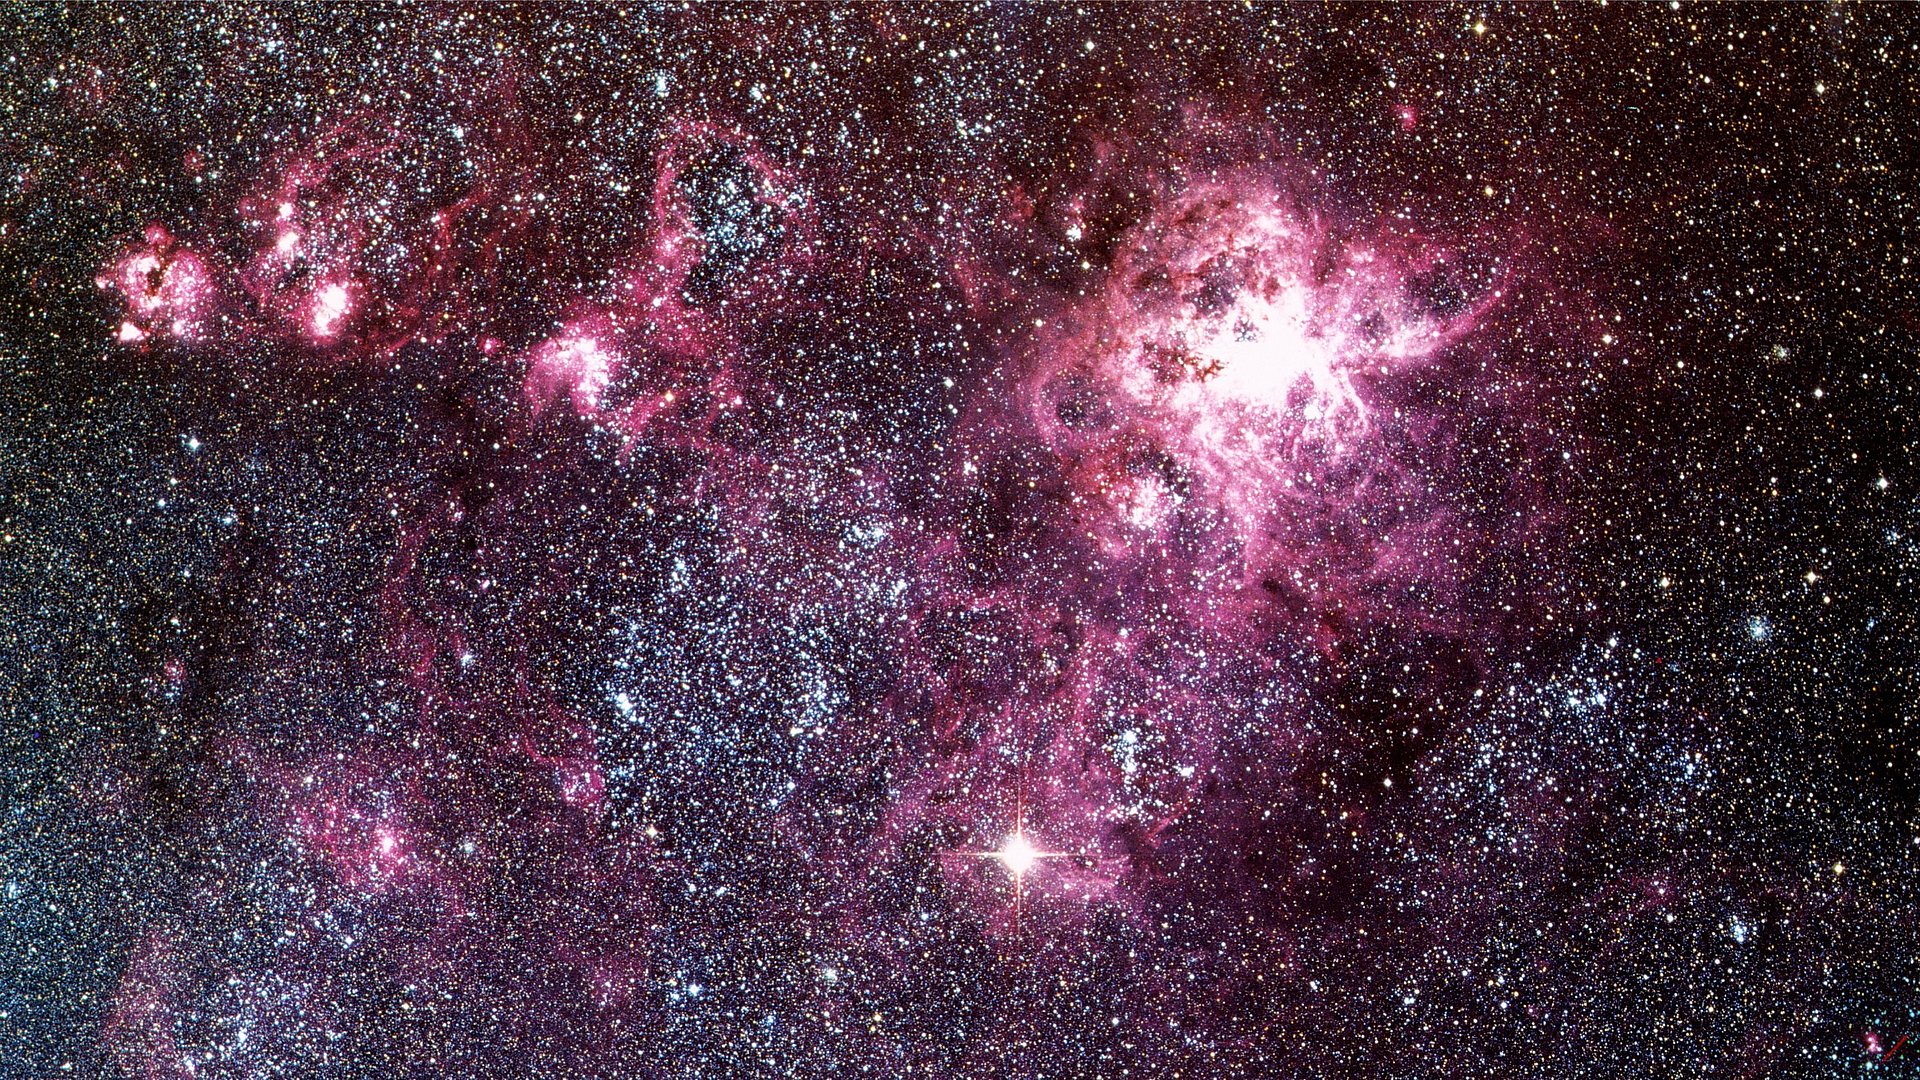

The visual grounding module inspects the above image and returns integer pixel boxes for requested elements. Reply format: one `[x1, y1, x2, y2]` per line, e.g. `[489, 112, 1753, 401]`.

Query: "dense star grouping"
[3, 5, 1918, 1077]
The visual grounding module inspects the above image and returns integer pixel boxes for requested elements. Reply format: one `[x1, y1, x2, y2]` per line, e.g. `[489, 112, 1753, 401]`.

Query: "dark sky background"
[2, 5, 1917, 1078]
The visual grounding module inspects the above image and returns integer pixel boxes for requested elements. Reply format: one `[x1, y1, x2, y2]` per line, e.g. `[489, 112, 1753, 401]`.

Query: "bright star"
[991, 831, 1046, 879]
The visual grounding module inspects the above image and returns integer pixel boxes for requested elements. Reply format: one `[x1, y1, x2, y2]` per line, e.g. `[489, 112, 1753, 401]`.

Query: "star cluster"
[2, 5, 1917, 1078]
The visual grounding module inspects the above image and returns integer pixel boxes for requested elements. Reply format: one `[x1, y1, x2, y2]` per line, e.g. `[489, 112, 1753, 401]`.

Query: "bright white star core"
[995, 833, 1041, 878]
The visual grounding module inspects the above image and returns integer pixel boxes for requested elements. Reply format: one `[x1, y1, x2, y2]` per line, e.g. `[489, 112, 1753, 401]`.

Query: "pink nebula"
[97, 224, 218, 344]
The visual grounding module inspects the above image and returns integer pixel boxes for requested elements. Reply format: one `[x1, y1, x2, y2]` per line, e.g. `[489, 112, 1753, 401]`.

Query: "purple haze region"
[1, 6, 1916, 1079]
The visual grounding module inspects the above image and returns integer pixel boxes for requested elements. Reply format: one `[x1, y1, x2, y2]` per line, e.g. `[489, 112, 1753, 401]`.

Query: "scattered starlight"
[2, 6, 1914, 1079]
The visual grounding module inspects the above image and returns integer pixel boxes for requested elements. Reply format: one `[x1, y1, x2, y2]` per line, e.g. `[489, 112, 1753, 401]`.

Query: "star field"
[2, 5, 1918, 1078]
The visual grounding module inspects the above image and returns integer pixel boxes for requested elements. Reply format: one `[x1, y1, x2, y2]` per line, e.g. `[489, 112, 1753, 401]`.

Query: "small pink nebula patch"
[525, 321, 622, 420]
[97, 224, 218, 344]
